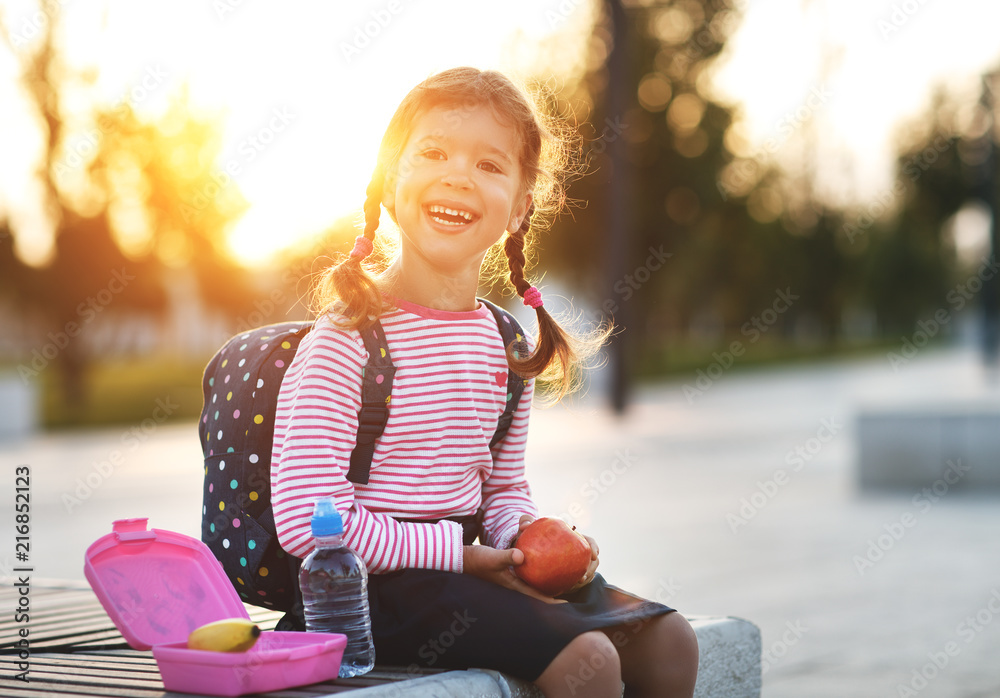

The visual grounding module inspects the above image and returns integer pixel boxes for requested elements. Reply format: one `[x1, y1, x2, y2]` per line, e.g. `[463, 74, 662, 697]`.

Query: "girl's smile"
[425, 202, 478, 227]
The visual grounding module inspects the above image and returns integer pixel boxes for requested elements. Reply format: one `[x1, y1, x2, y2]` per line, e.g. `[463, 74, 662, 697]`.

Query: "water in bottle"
[299, 497, 375, 678]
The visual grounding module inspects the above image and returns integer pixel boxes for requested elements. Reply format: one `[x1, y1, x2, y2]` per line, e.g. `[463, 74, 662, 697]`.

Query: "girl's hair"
[312, 66, 606, 400]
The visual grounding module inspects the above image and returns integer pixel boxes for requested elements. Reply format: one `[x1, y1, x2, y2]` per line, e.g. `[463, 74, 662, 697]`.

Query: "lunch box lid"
[84, 518, 249, 650]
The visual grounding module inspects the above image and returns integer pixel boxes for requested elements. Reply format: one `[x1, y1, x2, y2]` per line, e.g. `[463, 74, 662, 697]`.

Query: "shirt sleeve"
[270, 320, 465, 574]
[480, 374, 539, 550]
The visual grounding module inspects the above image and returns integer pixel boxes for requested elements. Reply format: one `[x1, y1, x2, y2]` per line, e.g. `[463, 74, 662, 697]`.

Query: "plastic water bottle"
[299, 498, 375, 677]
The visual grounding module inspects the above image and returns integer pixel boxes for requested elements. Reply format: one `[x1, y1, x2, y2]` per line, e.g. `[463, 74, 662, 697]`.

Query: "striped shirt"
[270, 298, 537, 574]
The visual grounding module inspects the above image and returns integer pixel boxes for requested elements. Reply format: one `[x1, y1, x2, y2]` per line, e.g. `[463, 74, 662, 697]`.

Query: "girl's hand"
[514, 514, 535, 542]
[567, 534, 600, 593]
[462, 544, 567, 604]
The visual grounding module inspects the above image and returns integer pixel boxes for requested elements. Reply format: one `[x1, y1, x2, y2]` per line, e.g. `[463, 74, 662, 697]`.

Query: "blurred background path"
[4, 343, 999, 697]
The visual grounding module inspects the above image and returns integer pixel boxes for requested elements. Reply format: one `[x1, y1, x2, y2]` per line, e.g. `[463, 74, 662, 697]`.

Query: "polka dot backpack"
[198, 299, 529, 627]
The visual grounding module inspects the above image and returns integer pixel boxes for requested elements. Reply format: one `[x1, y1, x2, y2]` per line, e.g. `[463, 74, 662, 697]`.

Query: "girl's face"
[383, 103, 533, 279]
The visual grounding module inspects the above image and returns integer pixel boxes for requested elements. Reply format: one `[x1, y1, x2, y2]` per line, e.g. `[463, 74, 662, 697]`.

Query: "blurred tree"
[535, 0, 977, 375]
[84, 89, 254, 315]
[32, 209, 166, 405]
[863, 92, 979, 335]
[0, 219, 37, 305]
[0, 6, 251, 410]
[540, 0, 810, 363]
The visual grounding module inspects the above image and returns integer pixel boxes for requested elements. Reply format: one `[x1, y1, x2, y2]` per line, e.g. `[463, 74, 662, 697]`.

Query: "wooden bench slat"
[0, 585, 531, 697]
[0, 660, 163, 682]
[0, 678, 166, 698]
[0, 659, 165, 685]
[0, 652, 157, 671]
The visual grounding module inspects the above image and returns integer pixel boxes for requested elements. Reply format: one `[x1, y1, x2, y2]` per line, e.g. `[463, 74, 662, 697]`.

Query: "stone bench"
[2, 584, 760, 697]
[857, 403, 1000, 489]
[356, 615, 761, 697]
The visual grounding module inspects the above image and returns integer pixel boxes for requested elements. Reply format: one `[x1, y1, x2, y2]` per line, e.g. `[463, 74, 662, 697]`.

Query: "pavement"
[2, 343, 1000, 697]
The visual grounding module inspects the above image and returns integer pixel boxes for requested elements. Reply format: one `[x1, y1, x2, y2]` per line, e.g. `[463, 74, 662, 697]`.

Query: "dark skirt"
[367, 568, 675, 682]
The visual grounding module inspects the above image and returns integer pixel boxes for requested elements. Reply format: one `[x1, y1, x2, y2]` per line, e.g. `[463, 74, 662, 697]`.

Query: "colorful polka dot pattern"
[198, 321, 313, 609]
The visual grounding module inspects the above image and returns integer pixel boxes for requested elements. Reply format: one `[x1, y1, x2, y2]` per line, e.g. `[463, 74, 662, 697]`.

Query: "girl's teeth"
[428, 205, 474, 223]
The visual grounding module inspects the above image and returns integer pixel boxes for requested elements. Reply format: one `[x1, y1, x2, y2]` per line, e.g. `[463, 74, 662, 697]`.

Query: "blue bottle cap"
[311, 497, 344, 537]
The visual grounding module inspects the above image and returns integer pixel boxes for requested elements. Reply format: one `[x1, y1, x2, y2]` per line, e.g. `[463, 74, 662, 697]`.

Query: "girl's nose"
[440, 164, 473, 189]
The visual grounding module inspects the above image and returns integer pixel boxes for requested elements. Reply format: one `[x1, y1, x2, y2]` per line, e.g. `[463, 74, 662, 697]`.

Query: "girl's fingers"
[510, 578, 567, 604]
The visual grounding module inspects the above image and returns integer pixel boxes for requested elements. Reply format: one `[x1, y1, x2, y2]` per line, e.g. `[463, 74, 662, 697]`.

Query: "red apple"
[514, 517, 592, 596]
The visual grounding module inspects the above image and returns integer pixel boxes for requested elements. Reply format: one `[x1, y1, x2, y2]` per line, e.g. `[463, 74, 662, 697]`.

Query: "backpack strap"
[347, 320, 396, 485]
[479, 298, 530, 449]
[344, 303, 525, 484]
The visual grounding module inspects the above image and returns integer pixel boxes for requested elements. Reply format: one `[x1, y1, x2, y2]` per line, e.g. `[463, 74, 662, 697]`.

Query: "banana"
[187, 618, 261, 652]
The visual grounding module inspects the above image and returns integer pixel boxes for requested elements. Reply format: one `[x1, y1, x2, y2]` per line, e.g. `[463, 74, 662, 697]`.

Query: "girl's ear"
[509, 192, 533, 232]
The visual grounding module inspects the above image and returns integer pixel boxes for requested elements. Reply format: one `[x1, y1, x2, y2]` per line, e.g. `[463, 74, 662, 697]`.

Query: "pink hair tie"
[522, 286, 544, 310]
[350, 235, 374, 260]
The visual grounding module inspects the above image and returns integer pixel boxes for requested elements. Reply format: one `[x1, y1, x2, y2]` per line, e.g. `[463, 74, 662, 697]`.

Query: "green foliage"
[38, 357, 206, 430]
[635, 335, 902, 379]
[536, 0, 990, 376]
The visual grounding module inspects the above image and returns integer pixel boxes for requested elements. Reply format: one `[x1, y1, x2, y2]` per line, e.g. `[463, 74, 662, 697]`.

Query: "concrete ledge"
[348, 615, 761, 697]
[691, 616, 761, 698]
[857, 405, 1000, 489]
[346, 669, 519, 697]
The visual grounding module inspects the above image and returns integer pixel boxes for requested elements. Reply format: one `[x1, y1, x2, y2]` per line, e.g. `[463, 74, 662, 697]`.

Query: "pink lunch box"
[84, 518, 346, 696]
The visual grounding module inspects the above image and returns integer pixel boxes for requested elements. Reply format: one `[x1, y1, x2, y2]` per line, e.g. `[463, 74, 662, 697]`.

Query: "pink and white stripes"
[270, 299, 537, 574]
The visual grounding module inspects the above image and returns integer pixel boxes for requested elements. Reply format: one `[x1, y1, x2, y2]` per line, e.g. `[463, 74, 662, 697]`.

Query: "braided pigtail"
[316, 173, 386, 328]
[503, 204, 579, 399]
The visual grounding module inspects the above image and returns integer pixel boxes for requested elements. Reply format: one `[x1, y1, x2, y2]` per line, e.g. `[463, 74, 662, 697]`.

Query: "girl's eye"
[420, 149, 444, 160]
[479, 161, 502, 174]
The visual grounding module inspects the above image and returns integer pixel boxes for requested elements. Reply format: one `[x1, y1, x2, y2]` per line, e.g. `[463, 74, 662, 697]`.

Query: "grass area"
[635, 336, 904, 380]
[35, 356, 208, 430]
[6, 337, 904, 430]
